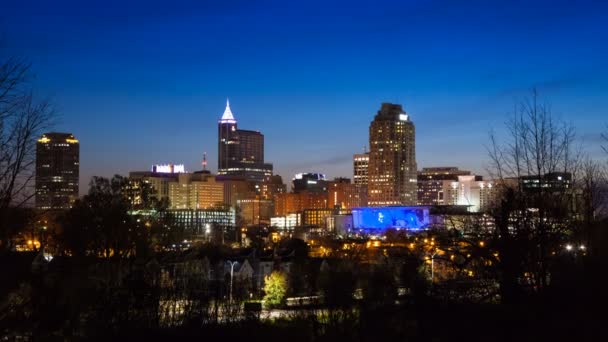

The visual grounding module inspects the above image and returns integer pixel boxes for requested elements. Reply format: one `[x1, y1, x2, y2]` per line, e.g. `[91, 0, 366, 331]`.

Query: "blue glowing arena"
[351, 206, 430, 231]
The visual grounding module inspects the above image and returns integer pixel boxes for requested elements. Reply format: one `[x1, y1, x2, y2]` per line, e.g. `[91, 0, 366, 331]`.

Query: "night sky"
[2, 0, 607, 194]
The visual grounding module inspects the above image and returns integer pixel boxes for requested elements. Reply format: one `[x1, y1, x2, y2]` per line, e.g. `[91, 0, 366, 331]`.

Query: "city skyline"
[2, 0, 607, 194]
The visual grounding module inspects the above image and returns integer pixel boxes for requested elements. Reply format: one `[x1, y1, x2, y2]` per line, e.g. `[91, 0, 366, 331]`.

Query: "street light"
[227, 260, 239, 303]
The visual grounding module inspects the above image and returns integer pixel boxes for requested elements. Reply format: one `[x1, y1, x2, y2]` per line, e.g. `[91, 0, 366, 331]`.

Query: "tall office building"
[218, 100, 273, 182]
[368, 103, 417, 206]
[353, 152, 369, 186]
[417, 167, 472, 205]
[35, 132, 80, 209]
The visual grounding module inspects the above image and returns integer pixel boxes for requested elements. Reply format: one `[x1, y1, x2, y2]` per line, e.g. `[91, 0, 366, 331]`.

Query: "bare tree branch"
[0, 51, 56, 249]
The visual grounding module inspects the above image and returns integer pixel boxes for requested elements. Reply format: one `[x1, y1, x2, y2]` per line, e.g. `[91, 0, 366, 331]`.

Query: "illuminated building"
[129, 169, 224, 210]
[237, 198, 274, 225]
[35, 132, 79, 209]
[302, 207, 351, 229]
[352, 206, 430, 231]
[417, 167, 472, 206]
[353, 152, 369, 186]
[327, 214, 354, 236]
[327, 177, 367, 209]
[168, 173, 224, 209]
[520, 172, 571, 193]
[368, 103, 417, 206]
[129, 170, 178, 205]
[270, 213, 301, 231]
[218, 100, 273, 182]
[152, 163, 185, 173]
[274, 191, 328, 216]
[216, 176, 254, 208]
[441, 175, 497, 212]
[260, 175, 286, 200]
[292, 173, 328, 193]
[165, 208, 236, 243]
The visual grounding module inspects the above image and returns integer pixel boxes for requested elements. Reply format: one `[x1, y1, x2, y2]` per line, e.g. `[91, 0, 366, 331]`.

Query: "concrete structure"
[368, 103, 417, 206]
[35, 132, 79, 209]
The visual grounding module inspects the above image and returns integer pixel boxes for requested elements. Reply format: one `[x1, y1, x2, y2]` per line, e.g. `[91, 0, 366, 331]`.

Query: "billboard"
[152, 164, 185, 174]
[352, 207, 430, 231]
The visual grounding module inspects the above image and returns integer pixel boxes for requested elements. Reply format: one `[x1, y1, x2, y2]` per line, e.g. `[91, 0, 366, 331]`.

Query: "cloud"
[287, 154, 352, 170]
[491, 71, 596, 99]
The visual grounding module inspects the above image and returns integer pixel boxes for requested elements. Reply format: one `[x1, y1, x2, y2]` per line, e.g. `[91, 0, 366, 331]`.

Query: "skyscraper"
[35, 132, 80, 209]
[353, 152, 369, 186]
[368, 103, 417, 206]
[217, 100, 273, 182]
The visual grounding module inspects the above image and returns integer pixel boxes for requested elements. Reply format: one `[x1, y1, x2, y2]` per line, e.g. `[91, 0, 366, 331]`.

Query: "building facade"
[168, 173, 224, 210]
[367, 103, 417, 206]
[35, 132, 79, 210]
[274, 191, 328, 216]
[353, 152, 369, 186]
[237, 198, 274, 225]
[441, 175, 497, 212]
[217, 100, 273, 182]
[327, 177, 367, 209]
[166, 208, 236, 243]
[129, 169, 224, 210]
[417, 167, 472, 206]
[292, 173, 328, 193]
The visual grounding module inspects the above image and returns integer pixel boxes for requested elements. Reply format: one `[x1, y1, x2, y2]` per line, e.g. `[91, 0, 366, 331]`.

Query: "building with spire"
[217, 100, 273, 182]
[367, 103, 417, 206]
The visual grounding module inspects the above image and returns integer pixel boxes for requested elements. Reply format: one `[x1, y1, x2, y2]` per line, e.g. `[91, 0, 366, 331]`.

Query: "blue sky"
[2, 0, 607, 193]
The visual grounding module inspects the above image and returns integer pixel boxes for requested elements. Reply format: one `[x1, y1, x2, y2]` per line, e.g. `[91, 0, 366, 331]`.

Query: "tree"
[487, 89, 578, 302]
[59, 175, 138, 258]
[263, 271, 287, 308]
[0, 55, 54, 250]
[318, 261, 356, 308]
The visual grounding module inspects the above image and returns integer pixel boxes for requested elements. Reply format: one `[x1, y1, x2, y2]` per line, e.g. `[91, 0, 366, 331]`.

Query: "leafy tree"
[59, 175, 138, 258]
[263, 271, 287, 308]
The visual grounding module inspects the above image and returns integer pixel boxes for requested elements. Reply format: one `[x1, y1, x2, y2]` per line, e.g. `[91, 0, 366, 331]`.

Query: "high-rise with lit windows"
[353, 152, 369, 186]
[35, 132, 80, 209]
[368, 103, 417, 206]
[218, 100, 273, 182]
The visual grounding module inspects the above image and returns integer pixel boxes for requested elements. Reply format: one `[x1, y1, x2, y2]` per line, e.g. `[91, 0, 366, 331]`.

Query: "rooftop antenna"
[202, 152, 207, 171]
